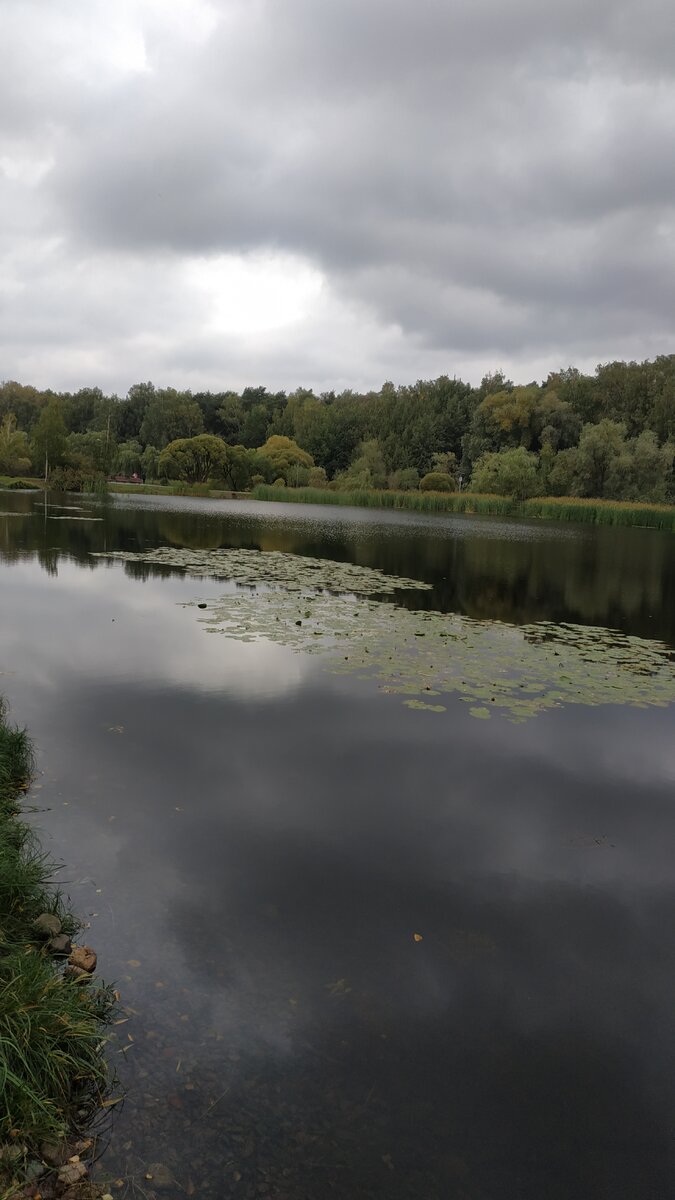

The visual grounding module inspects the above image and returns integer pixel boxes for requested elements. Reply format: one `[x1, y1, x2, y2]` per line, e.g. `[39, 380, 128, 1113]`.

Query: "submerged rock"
[145, 1163, 174, 1190]
[57, 1160, 87, 1187]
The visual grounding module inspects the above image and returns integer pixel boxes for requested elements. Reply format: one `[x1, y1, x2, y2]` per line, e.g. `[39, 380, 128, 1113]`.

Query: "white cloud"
[1, 0, 674, 392]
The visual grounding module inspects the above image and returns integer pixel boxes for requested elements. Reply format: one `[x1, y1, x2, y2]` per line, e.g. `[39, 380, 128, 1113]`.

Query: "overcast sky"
[2, 0, 674, 396]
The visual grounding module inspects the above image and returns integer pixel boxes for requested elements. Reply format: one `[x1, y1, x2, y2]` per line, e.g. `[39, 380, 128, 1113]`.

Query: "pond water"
[1, 490, 675, 1199]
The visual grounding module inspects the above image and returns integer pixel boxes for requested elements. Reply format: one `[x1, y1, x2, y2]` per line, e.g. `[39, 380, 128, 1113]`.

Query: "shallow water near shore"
[1, 491, 675, 1199]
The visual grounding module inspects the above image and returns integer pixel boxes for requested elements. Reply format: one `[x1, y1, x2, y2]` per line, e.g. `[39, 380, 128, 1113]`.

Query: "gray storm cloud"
[1, 0, 674, 392]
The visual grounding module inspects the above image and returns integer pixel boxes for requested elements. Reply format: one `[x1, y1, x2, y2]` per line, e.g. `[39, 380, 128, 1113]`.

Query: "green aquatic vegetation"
[92, 545, 433, 596]
[93, 547, 675, 722]
[404, 699, 447, 712]
[252, 485, 675, 532]
[0, 700, 115, 1183]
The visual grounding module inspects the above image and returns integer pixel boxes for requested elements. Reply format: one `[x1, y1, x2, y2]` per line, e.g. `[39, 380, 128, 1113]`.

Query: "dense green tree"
[158, 435, 227, 484]
[420, 471, 455, 492]
[594, 360, 658, 436]
[573, 420, 627, 498]
[555, 368, 600, 425]
[336, 439, 387, 489]
[63, 387, 106, 435]
[66, 431, 113, 475]
[389, 467, 420, 491]
[649, 370, 675, 444]
[534, 391, 581, 450]
[218, 446, 254, 492]
[257, 435, 313, 483]
[140, 389, 203, 449]
[238, 387, 287, 448]
[478, 370, 513, 397]
[193, 391, 229, 435]
[0, 413, 31, 475]
[625, 431, 674, 502]
[240, 403, 270, 448]
[431, 451, 458, 476]
[31, 400, 68, 481]
[216, 394, 245, 442]
[470, 447, 539, 499]
[546, 447, 580, 496]
[0, 381, 48, 432]
[117, 382, 156, 442]
[114, 439, 143, 477]
[141, 444, 160, 481]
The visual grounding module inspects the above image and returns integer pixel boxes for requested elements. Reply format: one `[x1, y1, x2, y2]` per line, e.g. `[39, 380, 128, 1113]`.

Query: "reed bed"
[252, 485, 675, 530]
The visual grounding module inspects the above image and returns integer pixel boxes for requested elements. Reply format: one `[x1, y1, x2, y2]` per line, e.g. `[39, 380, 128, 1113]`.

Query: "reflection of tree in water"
[0, 491, 674, 645]
[157, 513, 229, 551]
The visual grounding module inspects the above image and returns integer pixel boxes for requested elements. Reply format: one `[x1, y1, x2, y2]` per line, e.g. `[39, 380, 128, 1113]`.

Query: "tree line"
[1, 355, 674, 501]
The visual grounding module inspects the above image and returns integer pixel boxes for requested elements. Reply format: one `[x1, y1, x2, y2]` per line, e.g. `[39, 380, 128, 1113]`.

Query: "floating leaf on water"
[92, 546, 432, 597]
[91, 547, 675, 724]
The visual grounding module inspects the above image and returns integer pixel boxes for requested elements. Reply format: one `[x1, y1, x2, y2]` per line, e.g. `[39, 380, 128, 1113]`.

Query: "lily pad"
[91, 546, 675, 723]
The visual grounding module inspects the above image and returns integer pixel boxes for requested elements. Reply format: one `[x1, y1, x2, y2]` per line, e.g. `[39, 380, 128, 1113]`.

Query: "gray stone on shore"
[33, 913, 61, 937]
[50, 933, 72, 956]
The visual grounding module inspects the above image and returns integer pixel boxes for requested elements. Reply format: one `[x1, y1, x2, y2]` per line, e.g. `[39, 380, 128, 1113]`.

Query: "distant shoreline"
[3, 476, 674, 532]
[255, 484, 675, 532]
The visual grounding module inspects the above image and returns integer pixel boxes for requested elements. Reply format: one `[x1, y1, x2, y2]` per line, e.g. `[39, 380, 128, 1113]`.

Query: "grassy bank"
[252, 485, 675, 532]
[0, 476, 43, 490]
[0, 700, 114, 1197]
[108, 481, 241, 499]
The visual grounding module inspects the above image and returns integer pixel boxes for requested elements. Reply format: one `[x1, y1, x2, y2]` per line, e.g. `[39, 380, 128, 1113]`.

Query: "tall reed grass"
[252, 485, 675, 531]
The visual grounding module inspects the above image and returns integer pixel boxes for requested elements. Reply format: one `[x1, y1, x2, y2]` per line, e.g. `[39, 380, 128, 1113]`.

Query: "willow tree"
[158, 434, 227, 484]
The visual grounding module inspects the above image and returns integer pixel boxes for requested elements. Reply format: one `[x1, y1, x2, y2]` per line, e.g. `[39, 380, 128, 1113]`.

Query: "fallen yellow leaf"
[413, 933, 423, 942]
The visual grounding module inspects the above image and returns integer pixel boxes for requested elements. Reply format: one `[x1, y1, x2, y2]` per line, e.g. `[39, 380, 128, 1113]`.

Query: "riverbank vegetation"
[1, 355, 674, 505]
[0, 700, 114, 1197]
[252, 485, 675, 531]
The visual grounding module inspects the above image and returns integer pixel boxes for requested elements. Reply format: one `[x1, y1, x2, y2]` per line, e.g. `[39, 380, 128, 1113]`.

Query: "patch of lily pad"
[92, 546, 675, 722]
[92, 546, 432, 596]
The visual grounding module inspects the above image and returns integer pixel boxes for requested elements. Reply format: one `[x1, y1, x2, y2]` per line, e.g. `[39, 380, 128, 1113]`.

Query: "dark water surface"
[1, 491, 675, 1199]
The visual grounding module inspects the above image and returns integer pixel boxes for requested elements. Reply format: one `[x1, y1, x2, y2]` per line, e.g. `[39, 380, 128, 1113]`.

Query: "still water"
[1, 491, 675, 1199]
